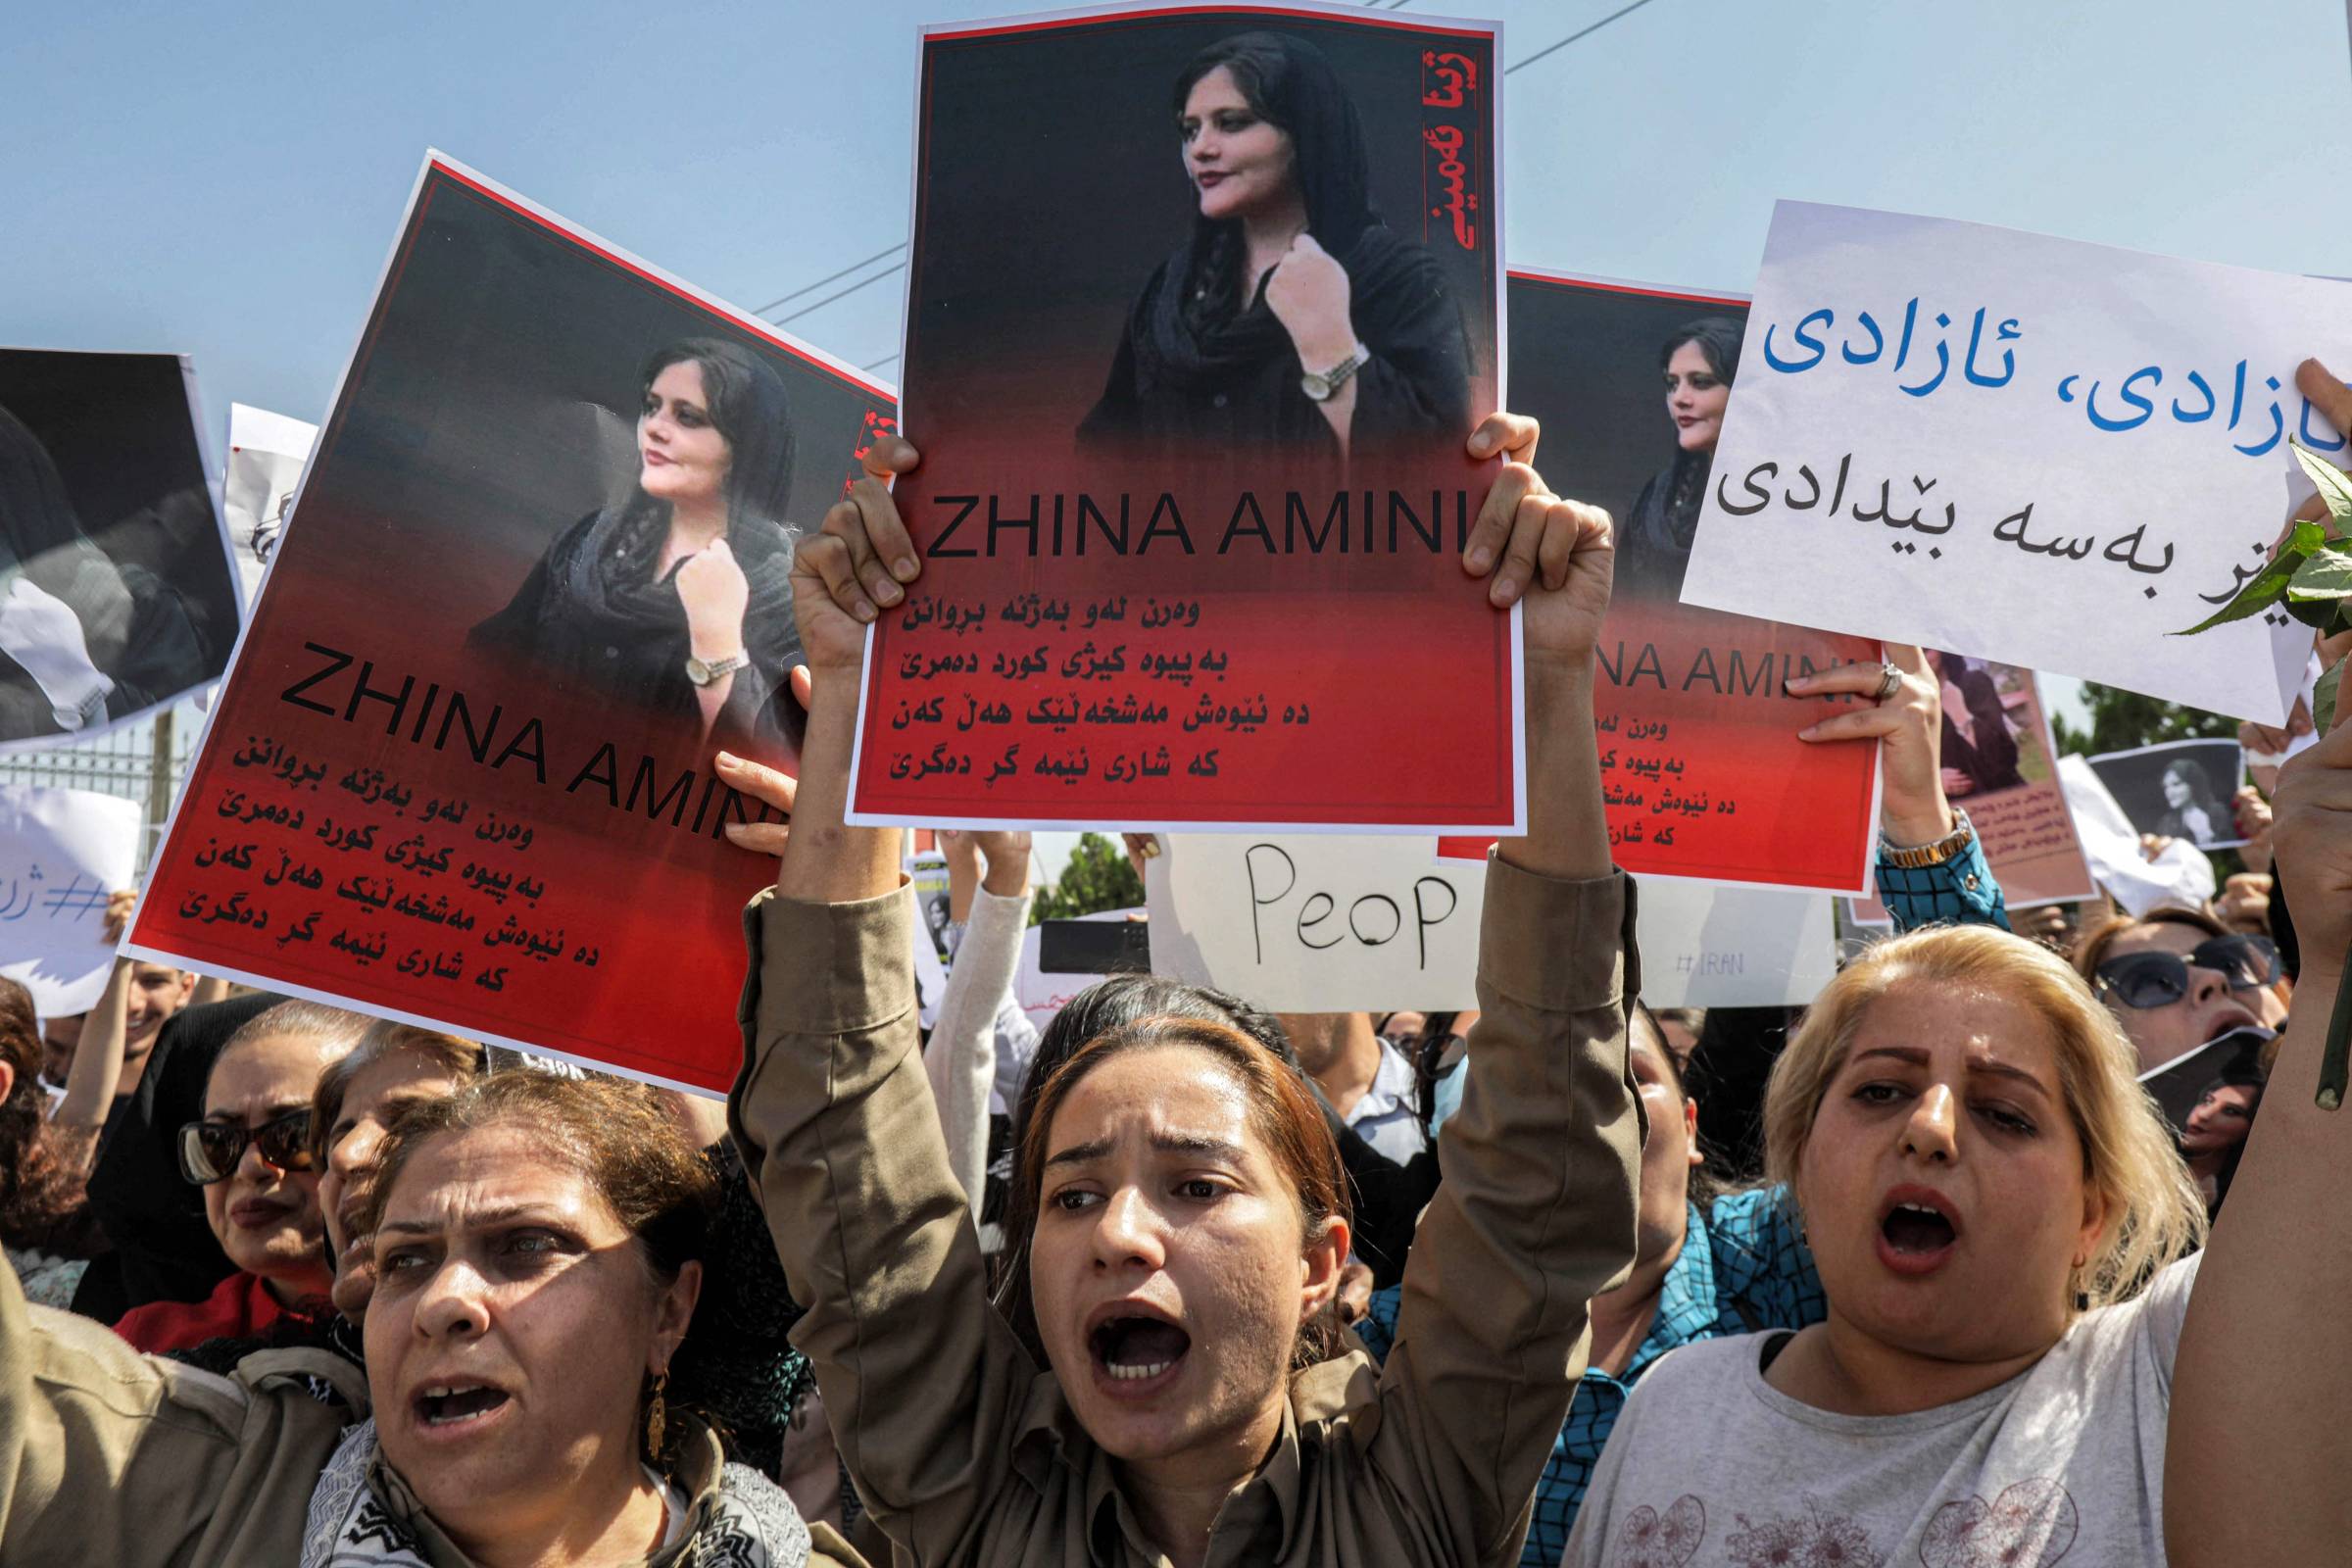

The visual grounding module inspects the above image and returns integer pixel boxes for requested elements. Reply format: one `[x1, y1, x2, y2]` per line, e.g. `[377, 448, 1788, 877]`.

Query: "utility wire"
[773, 262, 908, 325]
[1505, 0, 1663, 74]
[748, 240, 906, 317]
[862, 352, 901, 372]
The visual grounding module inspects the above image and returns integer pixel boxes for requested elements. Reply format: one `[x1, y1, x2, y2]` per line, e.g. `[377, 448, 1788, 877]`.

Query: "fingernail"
[855, 601, 876, 621]
[894, 557, 918, 580]
[715, 750, 742, 769]
[722, 821, 750, 838]
[1465, 547, 1493, 572]
[1782, 676, 1811, 693]
[1494, 579, 1519, 606]
[1796, 723, 1821, 740]
[1470, 431, 1493, 455]
[1140, 838, 1162, 859]
[875, 579, 903, 605]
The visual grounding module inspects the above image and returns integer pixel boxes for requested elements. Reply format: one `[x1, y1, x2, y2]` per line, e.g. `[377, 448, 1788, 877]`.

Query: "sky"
[6, 0, 2348, 875]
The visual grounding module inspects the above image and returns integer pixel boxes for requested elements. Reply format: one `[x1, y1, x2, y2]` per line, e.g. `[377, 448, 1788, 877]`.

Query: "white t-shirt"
[1563, 1254, 2202, 1568]
[1343, 1037, 1430, 1165]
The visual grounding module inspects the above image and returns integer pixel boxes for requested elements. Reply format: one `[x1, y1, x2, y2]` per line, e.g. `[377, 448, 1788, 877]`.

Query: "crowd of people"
[1, 356, 2346, 1567]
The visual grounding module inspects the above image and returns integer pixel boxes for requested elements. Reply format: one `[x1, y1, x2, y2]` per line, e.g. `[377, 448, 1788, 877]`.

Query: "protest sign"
[1438, 271, 1881, 892]
[128, 154, 896, 1093]
[1679, 201, 2342, 723]
[2085, 736, 2247, 851]
[1, 350, 241, 751]
[0, 784, 141, 1017]
[1848, 652, 2093, 923]
[850, 3, 1517, 833]
[2056, 753, 2216, 915]
[2138, 1025, 2271, 1138]
[1145, 833, 1835, 1011]
[222, 403, 318, 602]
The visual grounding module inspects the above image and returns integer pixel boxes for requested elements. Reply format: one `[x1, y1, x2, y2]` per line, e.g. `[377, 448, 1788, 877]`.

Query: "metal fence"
[0, 702, 200, 873]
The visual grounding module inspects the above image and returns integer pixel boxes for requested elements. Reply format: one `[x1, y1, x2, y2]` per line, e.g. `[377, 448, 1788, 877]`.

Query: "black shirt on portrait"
[1079, 223, 1471, 465]
[468, 505, 808, 758]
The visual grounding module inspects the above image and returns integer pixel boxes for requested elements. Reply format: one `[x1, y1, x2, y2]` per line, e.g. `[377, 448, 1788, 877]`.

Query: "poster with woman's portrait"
[852, 2, 1512, 833]
[0, 350, 241, 751]
[2085, 736, 2249, 851]
[1849, 650, 2095, 921]
[1484, 270, 1883, 893]
[130, 155, 895, 1093]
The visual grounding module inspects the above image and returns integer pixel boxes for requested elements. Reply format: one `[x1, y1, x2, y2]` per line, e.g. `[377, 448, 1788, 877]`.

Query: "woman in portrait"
[0, 404, 207, 741]
[1078, 31, 1472, 464]
[471, 338, 808, 756]
[1931, 650, 2025, 798]
[1616, 317, 1742, 602]
[2153, 755, 2231, 846]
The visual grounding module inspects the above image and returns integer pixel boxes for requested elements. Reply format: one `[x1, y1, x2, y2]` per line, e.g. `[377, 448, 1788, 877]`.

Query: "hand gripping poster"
[1449, 272, 1882, 893]
[0, 350, 242, 751]
[129, 155, 894, 1092]
[850, 2, 1515, 833]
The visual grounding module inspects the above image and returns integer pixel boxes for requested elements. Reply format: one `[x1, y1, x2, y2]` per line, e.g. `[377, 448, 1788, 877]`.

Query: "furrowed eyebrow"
[1044, 1138, 1114, 1172]
[1043, 1134, 1244, 1169]
[375, 1202, 567, 1239]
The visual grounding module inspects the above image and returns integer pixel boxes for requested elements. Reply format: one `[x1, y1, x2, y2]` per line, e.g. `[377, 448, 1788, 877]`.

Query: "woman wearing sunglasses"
[111, 1002, 365, 1355]
[2072, 907, 2288, 1075]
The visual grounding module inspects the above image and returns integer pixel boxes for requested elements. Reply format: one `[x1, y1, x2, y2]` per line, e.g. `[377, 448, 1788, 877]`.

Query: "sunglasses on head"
[177, 1109, 315, 1185]
[2093, 934, 2280, 1010]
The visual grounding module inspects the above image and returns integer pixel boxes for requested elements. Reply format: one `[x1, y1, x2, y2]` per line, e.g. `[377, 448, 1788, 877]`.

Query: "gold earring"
[645, 1371, 668, 1462]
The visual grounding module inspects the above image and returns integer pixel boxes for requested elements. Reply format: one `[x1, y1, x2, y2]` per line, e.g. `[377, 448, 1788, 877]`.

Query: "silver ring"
[1873, 662, 1903, 701]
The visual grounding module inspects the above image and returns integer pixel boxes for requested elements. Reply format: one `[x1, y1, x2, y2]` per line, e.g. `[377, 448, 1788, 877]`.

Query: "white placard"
[0, 784, 140, 1017]
[1681, 201, 2338, 724]
[1144, 834, 1835, 1012]
[222, 402, 318, 604]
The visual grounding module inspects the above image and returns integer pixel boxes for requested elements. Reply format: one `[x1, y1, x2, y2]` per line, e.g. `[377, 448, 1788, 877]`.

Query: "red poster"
[849, 3, 1517, 832]
[127, 156, 894, 1092]
[1444, 272, 1881, 893]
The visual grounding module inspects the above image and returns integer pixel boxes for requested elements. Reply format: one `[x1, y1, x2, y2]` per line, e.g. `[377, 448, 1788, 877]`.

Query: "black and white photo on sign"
[2083, 736, 2248, 850]
[0, 350, 241, 749]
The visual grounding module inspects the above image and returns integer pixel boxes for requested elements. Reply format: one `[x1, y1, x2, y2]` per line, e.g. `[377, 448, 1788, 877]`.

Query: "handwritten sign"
[849, 4, 1516, 833]
[222, 403, 318, 605]
[1145, 834, 1835, 1011]
[128, 155, 896, 1094]
[1680, 201, 2343, 723]
[0, 785, 140, 1017]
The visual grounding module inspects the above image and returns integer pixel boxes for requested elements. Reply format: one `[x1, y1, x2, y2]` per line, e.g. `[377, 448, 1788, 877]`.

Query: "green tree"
[1032, 832, 1145, 922]
[2048, 683, 2236, 759]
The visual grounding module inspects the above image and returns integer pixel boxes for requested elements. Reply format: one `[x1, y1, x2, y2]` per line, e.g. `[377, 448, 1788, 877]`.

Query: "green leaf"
[2291, 438, 2352, 530]
[2316, 658, 2342, 737]
[2284, 595, 2347, 630]
[2175, 520, 2328, 634]
[2285, 542, 2352, 601]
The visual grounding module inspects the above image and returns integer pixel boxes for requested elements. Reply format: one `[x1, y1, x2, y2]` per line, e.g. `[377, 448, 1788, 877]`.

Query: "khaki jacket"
[729, 857, 1641, 1568]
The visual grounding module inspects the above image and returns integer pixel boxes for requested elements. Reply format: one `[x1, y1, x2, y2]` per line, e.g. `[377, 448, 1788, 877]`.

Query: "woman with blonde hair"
[1565, 917, 2211, 1567]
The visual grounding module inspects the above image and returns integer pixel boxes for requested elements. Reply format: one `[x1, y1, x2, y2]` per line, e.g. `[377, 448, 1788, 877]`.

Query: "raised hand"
[1262, 232, 1356, 369]
[792, 436, 923, 676]
[674, 537, 751, 660]
[1787, 644, 1952, 846]
[1456, 414, 1615, 662]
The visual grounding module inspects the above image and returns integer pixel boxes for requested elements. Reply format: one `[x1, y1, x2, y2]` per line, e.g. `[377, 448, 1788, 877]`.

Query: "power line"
[1505, 0, 1664, 74]
[773, 262, 908, 325]
[748, 240, 906, 317]
[861, 352, 901, 372]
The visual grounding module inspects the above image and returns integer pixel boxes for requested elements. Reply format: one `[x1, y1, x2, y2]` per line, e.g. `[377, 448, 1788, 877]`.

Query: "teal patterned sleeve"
[1878, 831, 2010, 933]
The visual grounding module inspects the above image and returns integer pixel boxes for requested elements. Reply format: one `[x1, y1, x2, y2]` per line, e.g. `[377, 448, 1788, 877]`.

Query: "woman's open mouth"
[414, 1383, 513, 1431]
[1875, 1191, 1962, 1276]
[1090, 1315, 1192, 1393]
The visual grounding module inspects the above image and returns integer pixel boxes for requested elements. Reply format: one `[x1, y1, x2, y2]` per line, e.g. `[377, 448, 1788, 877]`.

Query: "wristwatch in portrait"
[1300, 342, 1371, 402]
[1879, 808, 1977, 869]
[684, 651, 749, 687]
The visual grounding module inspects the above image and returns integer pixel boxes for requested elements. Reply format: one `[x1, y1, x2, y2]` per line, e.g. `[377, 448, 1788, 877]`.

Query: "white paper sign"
[1145, 834, 1835, 1012]
[1681, 201, 2339, 724]
[222, 403, 318, 604]
[0, 784, 140, 1017]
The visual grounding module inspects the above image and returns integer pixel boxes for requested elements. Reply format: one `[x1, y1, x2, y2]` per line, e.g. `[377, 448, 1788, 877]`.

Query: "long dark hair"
[628, 338, 796, 535]
[0, 979, 104, 1257]
[0, 403, 90, 576]
[995, 975, 1300, 1357]
[1171, 31, 1376, 331]
[1660, 316, 1743, 386]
